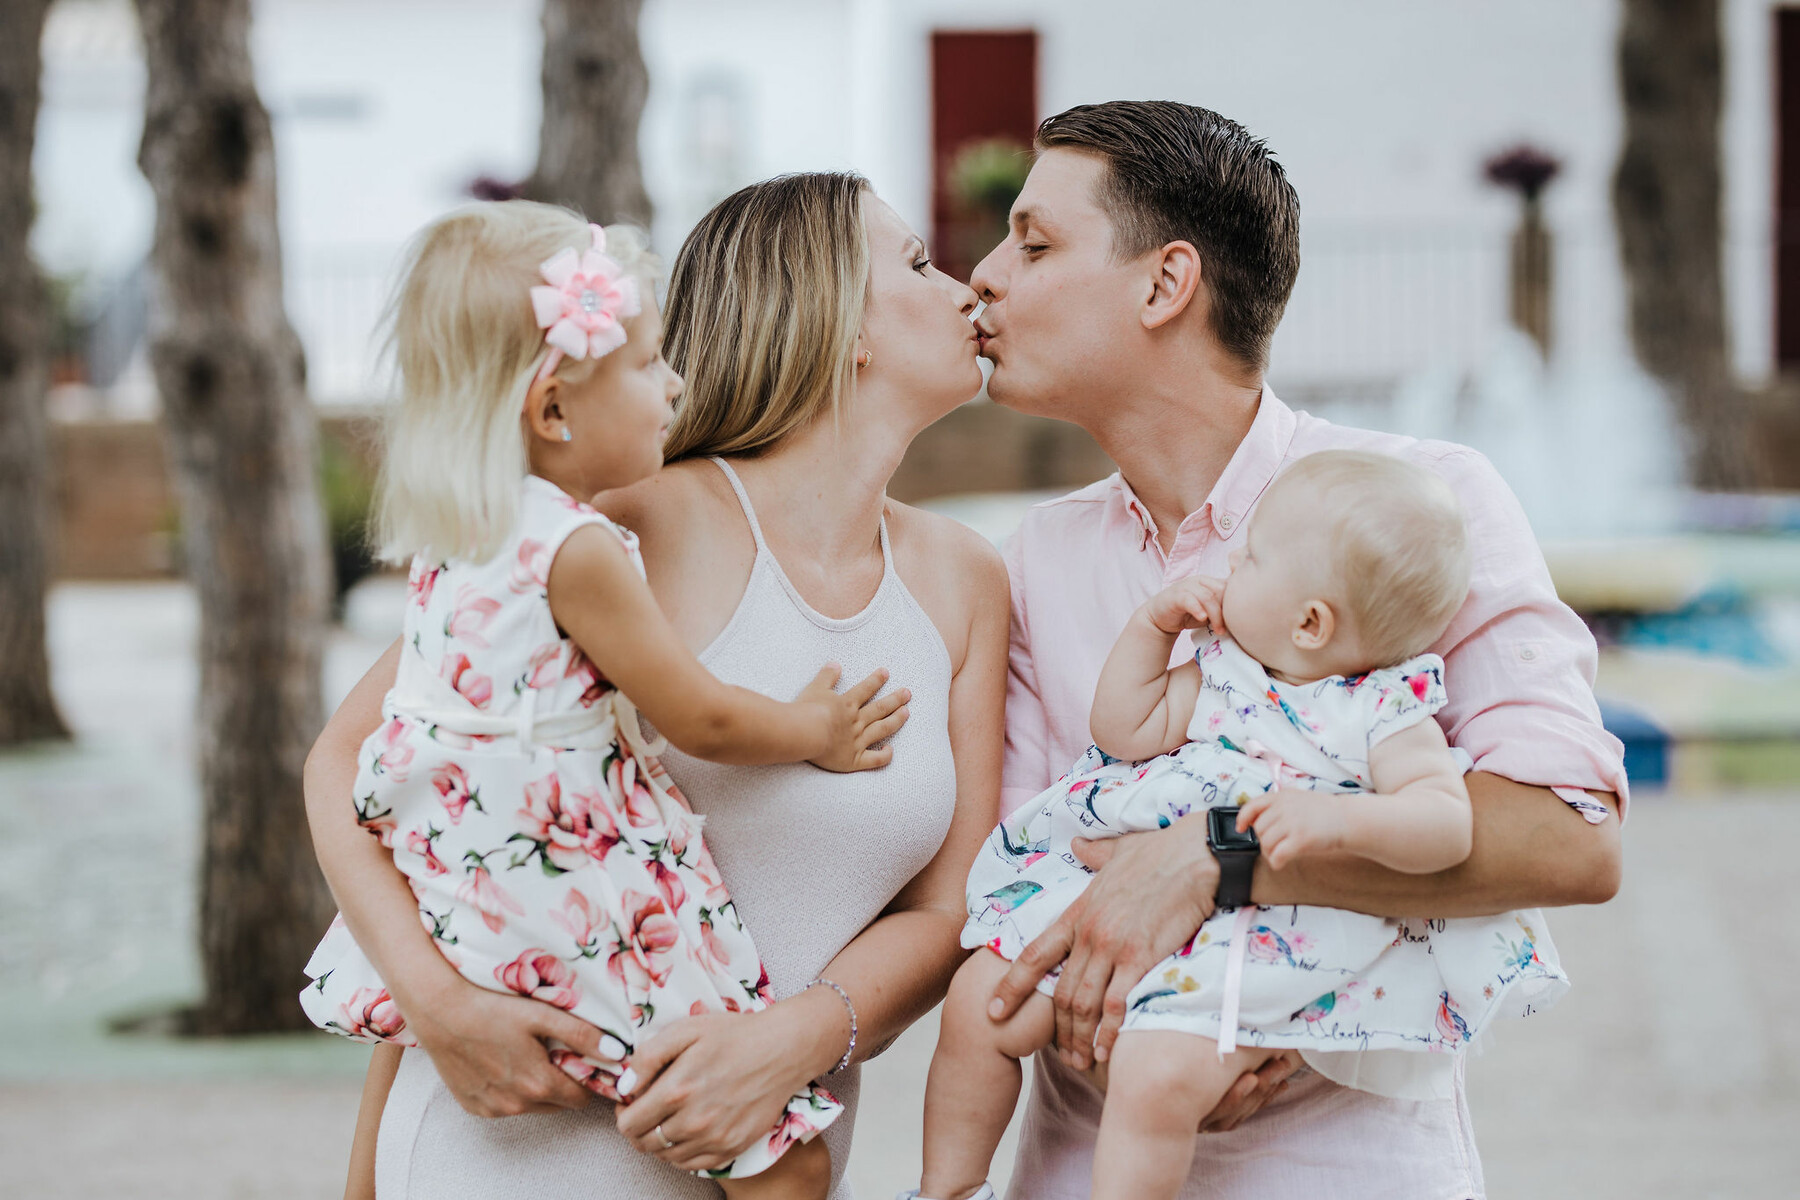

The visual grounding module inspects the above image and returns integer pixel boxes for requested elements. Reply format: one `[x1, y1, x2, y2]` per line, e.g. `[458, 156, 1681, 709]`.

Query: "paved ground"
[4, 582, 1799, 1197]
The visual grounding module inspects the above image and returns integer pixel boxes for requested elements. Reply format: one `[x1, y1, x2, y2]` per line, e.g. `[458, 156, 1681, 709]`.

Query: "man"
[968, 101, 1625, 1199]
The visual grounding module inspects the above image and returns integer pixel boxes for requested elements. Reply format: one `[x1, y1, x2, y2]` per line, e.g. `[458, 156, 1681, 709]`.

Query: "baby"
[908, 449, 1568, 1200]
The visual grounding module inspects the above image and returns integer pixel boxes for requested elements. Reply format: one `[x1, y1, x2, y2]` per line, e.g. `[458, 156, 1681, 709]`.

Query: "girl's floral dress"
[301, 475, 839, 1178]
[963, 635, 1569, 1101]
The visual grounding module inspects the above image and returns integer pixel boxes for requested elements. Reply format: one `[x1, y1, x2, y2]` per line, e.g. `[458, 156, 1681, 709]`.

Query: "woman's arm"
[304, 643, 603, 1116]
[613, 525, 1011, 1171]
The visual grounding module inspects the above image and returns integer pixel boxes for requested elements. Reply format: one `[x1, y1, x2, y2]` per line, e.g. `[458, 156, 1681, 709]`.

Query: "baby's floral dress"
[301, 475, 839, 1178]
[963, 635, 1569, 1101]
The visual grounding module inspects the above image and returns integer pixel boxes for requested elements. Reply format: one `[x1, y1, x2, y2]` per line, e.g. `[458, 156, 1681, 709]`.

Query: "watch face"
[1208, 805, 1259, 851]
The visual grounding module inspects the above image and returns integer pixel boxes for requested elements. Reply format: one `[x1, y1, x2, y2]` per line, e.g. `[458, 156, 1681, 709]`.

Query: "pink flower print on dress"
[567, 651, 610, 708]
[337, 987, 409, 1041]
[696, 909, 734, 977]
[767, 1105, 821, 1160]
[607, 939, 652, 995]
[529, 224, 643, 378]
[440, 653, 493, 709]
[509, 539, 555, 595]
[369, 718, 415, 782]
[1407, 673, 1431, 702]
[407, 560, 443, 610]
[444, 584, 501, 648]
[430, 762, 481, 823]
[610, 756, 662, 829]
[621, 889, 681, 986]
[517, 775, 623, 871]
[648, 857, 687, 914]
[495, 949, 582, 1010]
[523, 641, 564, 690]
[551, 887, 611, 959]
[404, 829, 449, 877]
[456, 861, 526, 934]
[549, 1046, 626, 1100]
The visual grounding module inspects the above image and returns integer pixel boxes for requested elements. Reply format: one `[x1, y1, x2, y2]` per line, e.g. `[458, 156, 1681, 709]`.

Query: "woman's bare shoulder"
[886, 502, 1010, 665]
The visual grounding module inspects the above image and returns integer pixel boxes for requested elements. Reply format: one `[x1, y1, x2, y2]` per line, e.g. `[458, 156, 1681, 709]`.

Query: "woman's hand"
[614, 993, 846, 1172]
[400, 976, 610, 1117]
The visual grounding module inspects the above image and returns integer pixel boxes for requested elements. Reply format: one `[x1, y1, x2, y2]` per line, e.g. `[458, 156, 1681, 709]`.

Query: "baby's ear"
[1292, 599, 1337, 651]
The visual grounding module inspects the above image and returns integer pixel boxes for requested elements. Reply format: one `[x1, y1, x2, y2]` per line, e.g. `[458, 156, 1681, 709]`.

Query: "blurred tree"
[135, 0, 336, 1033]
[523, 0, 653, 226]
[1614, 0, 1753, 489]
[0, 0, 71, 748]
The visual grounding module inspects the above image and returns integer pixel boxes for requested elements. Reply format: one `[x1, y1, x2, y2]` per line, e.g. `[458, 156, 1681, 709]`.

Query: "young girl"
[300, 202, 909, 1200]
[908, 450, 1569, 1200]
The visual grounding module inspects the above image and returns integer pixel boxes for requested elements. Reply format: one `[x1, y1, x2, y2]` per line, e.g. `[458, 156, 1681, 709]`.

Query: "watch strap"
[1213, 847, 1256, 910]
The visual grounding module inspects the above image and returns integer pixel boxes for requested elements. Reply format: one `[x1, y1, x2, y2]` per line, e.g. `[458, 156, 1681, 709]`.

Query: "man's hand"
[1238, 788, 1348, 870]
[401, 979, 605, 1117]
[1143, 575, 1228, 637]
[1199, 1052, 1300, 1132]
[989, 815, 1218, 1070]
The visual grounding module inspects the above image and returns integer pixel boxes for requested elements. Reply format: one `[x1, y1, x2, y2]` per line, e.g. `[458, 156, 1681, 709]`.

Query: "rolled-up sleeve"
[1000, 530, 1053, 819]
[1425, 447, 1629, 821]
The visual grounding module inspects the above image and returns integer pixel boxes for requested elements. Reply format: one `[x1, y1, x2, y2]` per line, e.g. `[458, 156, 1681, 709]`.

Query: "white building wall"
[28, 0, 1793, 404]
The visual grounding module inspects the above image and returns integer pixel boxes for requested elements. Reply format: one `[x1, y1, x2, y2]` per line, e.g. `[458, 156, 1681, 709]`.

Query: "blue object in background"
[1597, 699, 1668, 788]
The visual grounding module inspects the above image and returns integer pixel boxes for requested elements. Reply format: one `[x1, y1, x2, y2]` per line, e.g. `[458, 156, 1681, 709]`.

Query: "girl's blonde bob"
[660, 172, 870, 461]
[373, 201, 658, 566]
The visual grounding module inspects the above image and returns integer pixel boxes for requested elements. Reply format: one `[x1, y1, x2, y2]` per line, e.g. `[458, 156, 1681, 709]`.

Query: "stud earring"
[561, 428, 573, 443]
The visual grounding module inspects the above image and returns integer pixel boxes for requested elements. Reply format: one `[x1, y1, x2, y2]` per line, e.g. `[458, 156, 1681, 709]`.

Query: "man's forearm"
[1251, 773, 1621, 917]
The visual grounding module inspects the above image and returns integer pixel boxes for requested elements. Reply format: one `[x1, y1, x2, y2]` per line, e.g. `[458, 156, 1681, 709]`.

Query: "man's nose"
[969, 241, 1005, 304]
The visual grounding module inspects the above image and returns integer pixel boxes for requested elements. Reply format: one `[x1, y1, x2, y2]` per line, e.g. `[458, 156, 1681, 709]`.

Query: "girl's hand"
[614, 1002, 837, 1172]
[399, 976, 609, 1117]
[801, 664, 912, 773]
[1143, 575, 1227, 637]
[1237, 789, 1349, 870]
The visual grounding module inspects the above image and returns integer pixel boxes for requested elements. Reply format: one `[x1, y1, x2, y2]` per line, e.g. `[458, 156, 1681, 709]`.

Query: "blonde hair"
[660, 172, 869, 461]
[1272, 449, 1472, 665]
[373, 201, 659, 565]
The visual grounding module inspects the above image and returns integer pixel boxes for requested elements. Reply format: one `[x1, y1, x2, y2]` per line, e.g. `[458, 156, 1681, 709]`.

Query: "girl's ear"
[1293, 599, 1336, 652]
[522, 374, 568, 445]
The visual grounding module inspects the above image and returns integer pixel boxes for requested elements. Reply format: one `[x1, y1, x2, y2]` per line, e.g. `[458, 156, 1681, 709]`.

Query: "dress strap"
[709, 457, 770, 554]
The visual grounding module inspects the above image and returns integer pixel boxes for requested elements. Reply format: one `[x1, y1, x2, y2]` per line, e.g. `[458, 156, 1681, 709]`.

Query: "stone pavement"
[3, 582, 1797, 1197]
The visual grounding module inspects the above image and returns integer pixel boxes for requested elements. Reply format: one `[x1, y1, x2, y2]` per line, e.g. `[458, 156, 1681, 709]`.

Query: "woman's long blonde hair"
[373, 201, 657, 565]
[660, 172, 869, 461]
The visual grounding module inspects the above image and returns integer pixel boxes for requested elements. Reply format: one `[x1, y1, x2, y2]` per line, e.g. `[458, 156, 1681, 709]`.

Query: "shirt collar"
[1113, 386, 1299, 547]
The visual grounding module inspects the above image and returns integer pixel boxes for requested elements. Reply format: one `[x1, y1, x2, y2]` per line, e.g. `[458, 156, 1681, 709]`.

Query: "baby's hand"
[798, 665, 911, 773]
[1237, 789, 1348, 870]
[1143, 575, 1228, 637]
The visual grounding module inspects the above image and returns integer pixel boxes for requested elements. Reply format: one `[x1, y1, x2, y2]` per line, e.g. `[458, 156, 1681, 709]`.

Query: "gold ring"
[656, 1123, 675, 1150]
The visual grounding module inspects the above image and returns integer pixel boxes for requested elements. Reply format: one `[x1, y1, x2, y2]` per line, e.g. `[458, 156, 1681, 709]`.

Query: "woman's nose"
[954, 279, 978, 316]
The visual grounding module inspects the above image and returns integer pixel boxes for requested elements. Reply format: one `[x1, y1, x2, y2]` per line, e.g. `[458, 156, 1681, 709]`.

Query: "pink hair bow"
[529, 224, 642, 381]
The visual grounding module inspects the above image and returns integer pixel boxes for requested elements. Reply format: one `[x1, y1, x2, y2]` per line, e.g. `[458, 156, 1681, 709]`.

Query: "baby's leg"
[917, 949, 1056, 1200]
[717, 1137, 831, 1200]
[1091, 1031, 1275, 1200]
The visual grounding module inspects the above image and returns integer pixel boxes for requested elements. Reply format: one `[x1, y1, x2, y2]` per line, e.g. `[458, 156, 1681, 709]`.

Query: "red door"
[931, 30, 1039, 283]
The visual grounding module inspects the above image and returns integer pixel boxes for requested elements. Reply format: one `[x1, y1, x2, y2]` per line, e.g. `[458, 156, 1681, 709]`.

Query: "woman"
[304, 172, 1007, 1198]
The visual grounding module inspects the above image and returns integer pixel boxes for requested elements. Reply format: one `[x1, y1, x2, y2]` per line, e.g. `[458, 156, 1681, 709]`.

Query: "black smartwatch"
[1207, 806, 1259, 909]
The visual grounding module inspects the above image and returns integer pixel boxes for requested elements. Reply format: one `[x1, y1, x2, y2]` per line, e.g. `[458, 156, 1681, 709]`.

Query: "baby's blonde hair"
[373, 201, 659, 565]
[1272, 449, 1472, 666]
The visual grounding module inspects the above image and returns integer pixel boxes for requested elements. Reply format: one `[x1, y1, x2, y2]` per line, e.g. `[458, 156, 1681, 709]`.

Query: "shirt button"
[1519, 646, 1538, 662]
[1219, 514, 1235, 532]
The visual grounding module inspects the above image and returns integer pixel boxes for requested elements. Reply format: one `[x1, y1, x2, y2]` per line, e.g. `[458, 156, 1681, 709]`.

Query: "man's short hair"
[1036, 100, 1301, 372]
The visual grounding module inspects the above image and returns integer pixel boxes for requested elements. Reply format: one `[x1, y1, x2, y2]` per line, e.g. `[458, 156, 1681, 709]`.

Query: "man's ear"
[1293, 599, 1336, 652]
[1142, 240, 1203, 331]
[522, 374, 567, 445]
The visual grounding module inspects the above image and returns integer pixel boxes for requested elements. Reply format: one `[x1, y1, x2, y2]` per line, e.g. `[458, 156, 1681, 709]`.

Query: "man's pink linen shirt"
[998, 390, 1626, 1200]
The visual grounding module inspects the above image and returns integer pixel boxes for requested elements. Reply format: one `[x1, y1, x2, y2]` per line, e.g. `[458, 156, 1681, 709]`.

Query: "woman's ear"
[1142, 240, 1203, 331]
[522, 374, 568, 445]
[1293, 599, 1337, 652]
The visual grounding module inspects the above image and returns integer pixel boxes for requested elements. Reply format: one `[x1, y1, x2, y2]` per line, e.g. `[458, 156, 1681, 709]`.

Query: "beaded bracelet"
[805, 977, 857, 1073]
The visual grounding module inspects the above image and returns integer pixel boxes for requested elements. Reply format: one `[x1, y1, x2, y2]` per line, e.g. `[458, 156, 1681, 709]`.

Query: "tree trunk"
[0, 0, 71, 748]
[523, 0, 653, 226]
[1613, 0, 1754, 489]
[135, 0, 335, 1034]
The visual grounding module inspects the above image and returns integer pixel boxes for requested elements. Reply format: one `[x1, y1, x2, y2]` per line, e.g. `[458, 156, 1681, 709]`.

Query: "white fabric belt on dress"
[390, 646, 667, 759]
